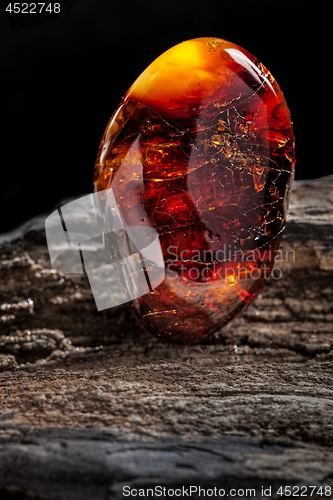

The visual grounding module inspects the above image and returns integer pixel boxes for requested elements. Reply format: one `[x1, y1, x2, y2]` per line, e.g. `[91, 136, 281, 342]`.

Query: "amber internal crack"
[93, 37, 295, 344]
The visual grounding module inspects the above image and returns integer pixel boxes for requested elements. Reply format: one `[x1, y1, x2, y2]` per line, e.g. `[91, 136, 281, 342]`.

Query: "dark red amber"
[93, 37, 295, 344]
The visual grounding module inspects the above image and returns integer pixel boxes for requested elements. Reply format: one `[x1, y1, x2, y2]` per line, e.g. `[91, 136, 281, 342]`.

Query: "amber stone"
[93, 37, 295, 344]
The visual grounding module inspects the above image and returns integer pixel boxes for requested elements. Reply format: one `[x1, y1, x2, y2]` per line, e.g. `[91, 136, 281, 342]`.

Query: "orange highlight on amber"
[94, 37, 295, 344]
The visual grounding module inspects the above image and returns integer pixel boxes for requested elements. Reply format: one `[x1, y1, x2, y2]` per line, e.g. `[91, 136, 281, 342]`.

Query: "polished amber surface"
[94, 37, 295, 344]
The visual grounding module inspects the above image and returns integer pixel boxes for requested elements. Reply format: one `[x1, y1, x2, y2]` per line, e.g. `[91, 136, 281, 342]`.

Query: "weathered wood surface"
[0, 176, 332, 499]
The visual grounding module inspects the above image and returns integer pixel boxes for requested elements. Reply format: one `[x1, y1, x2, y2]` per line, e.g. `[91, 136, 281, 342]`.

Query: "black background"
[0, 0, 326, 233]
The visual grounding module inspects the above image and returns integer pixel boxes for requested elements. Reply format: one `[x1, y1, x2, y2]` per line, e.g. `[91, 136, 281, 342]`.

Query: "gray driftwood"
[0, 176, 332, 499]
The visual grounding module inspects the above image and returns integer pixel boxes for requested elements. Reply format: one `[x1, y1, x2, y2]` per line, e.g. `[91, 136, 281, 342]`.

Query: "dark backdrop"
[0, 0, 325, 232]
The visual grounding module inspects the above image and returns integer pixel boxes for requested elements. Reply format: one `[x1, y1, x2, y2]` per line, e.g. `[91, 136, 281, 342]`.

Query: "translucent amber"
[93, 37, 295, 344]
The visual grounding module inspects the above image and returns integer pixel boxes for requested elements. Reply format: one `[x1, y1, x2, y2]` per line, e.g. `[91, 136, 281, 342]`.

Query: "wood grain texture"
[0, 176, 332, 499]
